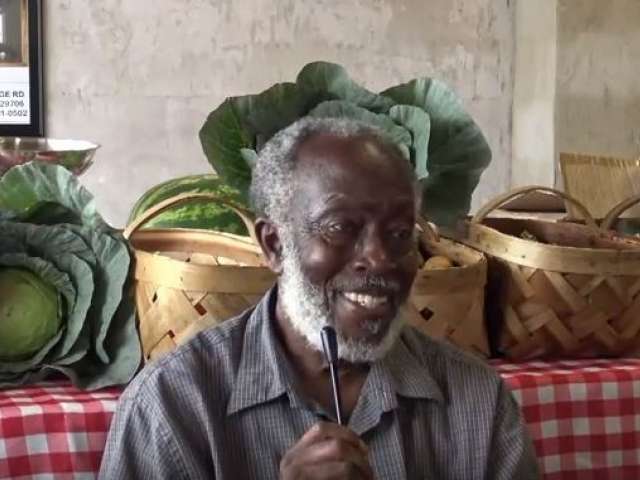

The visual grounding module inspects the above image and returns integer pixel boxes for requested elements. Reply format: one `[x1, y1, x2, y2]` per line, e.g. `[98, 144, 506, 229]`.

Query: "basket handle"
[601, 193, 640, 231]
[123, 192, 259, 244]
[471, 185, 598, 229]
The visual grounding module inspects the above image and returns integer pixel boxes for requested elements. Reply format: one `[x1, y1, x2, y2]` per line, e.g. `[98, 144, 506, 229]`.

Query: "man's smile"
[334, 289, 398, 325]
[342, 291, 389, 309]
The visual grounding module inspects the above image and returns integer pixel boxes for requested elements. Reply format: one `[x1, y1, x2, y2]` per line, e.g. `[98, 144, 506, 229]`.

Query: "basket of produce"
[456, 186, 640, 360]
[405, 219, 489, 357]
[124, 192, 276, 363]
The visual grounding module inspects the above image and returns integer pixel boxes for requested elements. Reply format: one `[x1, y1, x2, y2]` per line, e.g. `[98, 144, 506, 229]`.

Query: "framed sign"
[0, 0, 43, 136]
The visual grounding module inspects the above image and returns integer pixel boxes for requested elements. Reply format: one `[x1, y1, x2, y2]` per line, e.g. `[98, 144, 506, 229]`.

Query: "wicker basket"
[123, 193, 276, 362]
[405, 219, 490, 357]
[560, 152, 640, 220]
[457, 186, 640, 360]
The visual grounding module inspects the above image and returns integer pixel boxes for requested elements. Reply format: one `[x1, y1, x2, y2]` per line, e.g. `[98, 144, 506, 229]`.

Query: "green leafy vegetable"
[0, 161, 108, 231]
[0, 268, 61, 361]
[0, 162, 141, 390]
[199, 61, 491, 226]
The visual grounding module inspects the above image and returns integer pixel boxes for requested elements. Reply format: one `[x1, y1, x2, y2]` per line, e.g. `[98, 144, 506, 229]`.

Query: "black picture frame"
[0, 0, 43, 137]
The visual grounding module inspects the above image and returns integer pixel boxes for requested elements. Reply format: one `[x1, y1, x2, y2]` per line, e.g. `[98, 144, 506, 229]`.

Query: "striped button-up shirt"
[99, 288, 539, 479]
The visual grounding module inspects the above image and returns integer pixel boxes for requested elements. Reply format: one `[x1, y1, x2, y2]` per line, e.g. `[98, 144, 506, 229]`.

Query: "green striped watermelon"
[128, 174, 250, 235]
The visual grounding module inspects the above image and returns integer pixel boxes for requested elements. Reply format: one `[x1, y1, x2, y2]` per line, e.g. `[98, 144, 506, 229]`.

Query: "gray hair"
[249, 117, 416, 226]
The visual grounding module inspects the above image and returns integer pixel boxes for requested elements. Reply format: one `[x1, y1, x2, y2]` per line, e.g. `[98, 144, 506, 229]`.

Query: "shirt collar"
[227, 288, 444, 417]
[226, 287, 290, 416]
[381, 333, 444, 403]
[347, 334, 444, 436]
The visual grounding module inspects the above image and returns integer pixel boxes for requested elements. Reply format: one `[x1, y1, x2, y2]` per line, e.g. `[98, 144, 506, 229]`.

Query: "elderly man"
[100, 118, 539, 479]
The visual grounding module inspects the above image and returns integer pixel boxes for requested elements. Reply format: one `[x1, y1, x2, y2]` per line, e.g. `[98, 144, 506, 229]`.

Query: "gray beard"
[278, 230, 406, 364]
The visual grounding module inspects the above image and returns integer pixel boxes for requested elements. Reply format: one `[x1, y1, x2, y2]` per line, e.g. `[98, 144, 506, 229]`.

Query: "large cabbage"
[0, 268, 61, 361]
[0, 162, 141, 390]
[199, 61, 491, 226]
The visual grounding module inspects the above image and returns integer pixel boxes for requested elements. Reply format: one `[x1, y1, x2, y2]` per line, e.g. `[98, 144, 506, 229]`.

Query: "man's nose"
[353, 227, 395, 273]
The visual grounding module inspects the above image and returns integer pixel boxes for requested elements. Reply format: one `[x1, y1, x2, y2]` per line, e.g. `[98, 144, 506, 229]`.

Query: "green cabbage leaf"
[199, 61, 491, 226]
[0, 162, 141, 390]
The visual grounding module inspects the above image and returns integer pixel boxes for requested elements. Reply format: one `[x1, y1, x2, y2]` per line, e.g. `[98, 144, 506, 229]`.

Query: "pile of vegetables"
[0, 162, 141, 389]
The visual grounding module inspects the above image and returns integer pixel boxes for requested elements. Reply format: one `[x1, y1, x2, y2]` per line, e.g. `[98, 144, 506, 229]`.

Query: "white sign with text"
[0, 67, 30, 125]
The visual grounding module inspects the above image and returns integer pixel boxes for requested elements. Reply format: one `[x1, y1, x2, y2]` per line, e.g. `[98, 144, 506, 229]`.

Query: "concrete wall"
[511, 0, 557, 187]
[556, 0, 640, 160]
[45, 0, 514, 226]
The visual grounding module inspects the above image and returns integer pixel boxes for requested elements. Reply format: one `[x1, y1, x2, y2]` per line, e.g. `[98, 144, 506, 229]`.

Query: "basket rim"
[463, 221, 640, 275]
[128, 227, 258, 247]
[421, 235, 486, 265]
[127, 227, 265, 263]
[132, 249, 275, 293]
[415, 235, 487, 290]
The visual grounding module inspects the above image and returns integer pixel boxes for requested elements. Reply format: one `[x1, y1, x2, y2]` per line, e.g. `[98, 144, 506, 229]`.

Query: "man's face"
[278, 133, 419, 362]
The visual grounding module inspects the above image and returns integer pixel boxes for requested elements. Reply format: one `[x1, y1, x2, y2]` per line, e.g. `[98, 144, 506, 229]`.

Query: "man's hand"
[280, 422, 374, 479]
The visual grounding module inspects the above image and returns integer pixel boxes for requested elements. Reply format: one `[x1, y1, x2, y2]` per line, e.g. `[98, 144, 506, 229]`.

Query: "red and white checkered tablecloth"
[493, 358, 640, 480]
[1, 359, 640, 479]
[0, 383, 120, 480]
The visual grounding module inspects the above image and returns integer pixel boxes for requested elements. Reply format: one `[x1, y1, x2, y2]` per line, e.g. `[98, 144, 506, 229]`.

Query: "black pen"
[321, 326, 344, 425]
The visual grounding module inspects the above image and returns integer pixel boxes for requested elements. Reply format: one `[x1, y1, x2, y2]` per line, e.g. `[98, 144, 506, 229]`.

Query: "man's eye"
[327, 222, 354, 234]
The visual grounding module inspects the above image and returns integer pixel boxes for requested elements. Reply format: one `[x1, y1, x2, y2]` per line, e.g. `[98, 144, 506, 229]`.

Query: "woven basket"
[560, 152, 640, 220]
[405, 219, 489, 357]
[457, 186, 640, 360]
[123, 193, 276, 362]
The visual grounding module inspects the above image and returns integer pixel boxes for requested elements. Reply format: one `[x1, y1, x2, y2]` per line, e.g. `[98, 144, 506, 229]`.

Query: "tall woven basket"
[457, 186, 640, 360]
[405, 219, 490, 357]
[124, 193, 276, 362]
[560, 152, 640, 219]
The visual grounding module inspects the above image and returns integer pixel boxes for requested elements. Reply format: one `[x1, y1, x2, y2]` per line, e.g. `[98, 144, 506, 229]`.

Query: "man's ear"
[254, 218, 284, 274]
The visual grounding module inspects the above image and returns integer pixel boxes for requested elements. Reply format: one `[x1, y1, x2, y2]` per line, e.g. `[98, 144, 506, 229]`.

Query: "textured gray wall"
[45, 0, 514, 226]
[557, 0, 640, 159]
[511, 0, 557, 187]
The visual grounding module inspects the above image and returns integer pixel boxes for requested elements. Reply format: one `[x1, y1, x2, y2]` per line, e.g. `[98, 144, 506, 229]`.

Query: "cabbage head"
[0, 268, 61, 361]
[0, 162, 141, 390]
[199, 61, 491, 226]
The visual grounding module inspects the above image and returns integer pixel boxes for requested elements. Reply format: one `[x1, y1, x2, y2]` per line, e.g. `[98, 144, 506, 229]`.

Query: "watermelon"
[128, 174, 250, 235]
